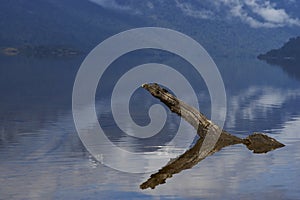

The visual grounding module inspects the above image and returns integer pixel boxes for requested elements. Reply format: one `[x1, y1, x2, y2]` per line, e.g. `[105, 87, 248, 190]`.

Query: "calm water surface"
[0, 53, 300, 199]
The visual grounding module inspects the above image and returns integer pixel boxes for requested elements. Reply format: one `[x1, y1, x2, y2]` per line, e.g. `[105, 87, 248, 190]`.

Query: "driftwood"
[140, 83, 285, 190]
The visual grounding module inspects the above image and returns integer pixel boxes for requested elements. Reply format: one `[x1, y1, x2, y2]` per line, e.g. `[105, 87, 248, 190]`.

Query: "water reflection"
[226, 86, 300, 132]
[261, 59, 300, 81]
[1, 54, 300, 199]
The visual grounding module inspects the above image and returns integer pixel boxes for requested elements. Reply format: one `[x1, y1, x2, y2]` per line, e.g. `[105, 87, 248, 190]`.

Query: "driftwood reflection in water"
[140, 83, 285, 190]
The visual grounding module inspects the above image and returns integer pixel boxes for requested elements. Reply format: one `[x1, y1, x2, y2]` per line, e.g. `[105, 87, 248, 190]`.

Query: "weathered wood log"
[140, 83, 285, 190]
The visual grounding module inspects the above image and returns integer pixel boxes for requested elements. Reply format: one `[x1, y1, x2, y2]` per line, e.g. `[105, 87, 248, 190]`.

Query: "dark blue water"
[1, 52, 300, 199]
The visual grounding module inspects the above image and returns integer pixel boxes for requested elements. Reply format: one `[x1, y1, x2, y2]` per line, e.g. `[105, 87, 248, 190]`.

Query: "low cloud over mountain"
[89, 0, 300, 28]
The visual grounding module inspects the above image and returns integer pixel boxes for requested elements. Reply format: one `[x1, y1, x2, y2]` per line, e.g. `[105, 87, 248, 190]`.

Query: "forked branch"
[140, 83, 284, 189]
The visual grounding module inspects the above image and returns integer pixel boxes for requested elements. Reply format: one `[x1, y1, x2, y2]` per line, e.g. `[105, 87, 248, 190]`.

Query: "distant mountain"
[258, 36, 300, 61]
[90, 0, 300, 57]
[0, 0, 146, 52]
[1, 0, 300, 58]
[258, 36, 300, 81]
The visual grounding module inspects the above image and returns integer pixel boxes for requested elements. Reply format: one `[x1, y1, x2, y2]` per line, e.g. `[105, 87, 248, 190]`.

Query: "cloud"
[247, 1, 289, 23]
[89, 0, 300, 28]
[88, 0, 131, 11]
[220, 0, 300, 28]
[175, 0, 300, 28]
[175, 0, 214, 19]
[228, 1, 279, 28]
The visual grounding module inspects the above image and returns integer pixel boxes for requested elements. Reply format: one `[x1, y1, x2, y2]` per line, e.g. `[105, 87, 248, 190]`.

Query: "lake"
[0, 49, 300, 199]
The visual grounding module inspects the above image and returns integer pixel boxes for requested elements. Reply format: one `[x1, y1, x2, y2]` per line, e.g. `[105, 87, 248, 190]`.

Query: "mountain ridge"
[1, 0, 300, 58]
[258, 36, 300, 61]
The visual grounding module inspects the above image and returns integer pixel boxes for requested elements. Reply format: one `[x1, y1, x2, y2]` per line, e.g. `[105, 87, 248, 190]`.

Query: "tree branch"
[140, 83, 285, 189]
